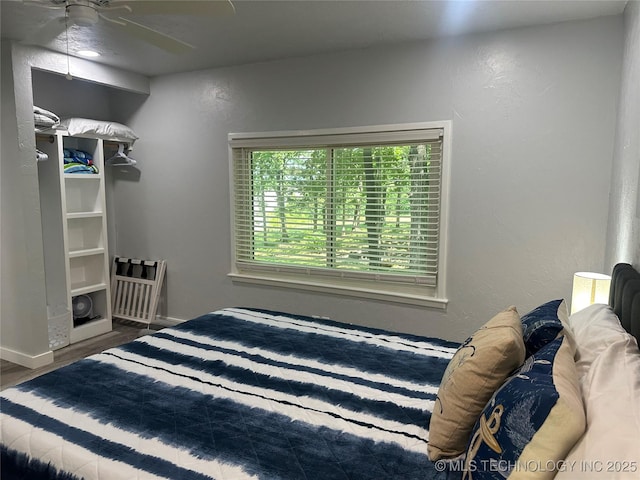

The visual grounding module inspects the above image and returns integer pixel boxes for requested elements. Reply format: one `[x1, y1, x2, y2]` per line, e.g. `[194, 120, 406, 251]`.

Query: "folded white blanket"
[33, 105, 60, 128]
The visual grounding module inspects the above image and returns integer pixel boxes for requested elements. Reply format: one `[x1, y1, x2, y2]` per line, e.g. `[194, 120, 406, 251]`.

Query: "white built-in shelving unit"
[37, 131, 112, 348]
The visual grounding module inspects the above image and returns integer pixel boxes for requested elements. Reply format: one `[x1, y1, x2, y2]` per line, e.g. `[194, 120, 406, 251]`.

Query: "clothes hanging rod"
[104, 140, 132, 148]
[35, 133, 55, 143]
[34, 133, 133, 149]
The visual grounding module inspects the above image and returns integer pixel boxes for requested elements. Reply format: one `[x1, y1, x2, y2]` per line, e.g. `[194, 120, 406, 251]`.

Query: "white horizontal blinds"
[232, 128, 443, 286]
[234, 148, 330, 271]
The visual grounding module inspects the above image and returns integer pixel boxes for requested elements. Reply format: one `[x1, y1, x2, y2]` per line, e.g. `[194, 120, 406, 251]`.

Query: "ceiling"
[0, 0, 628, 77]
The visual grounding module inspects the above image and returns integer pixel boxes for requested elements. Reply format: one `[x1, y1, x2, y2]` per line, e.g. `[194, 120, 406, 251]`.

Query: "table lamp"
[570, 272, 611, 314]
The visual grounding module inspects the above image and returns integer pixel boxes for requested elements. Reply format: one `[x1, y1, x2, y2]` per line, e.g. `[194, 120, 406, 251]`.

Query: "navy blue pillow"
[520, 299, 566, 357]
[461, 336, 585, 479]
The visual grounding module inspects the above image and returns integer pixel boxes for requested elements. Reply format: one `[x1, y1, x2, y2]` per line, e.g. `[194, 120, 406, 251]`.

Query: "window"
[229, 122, 450, 308]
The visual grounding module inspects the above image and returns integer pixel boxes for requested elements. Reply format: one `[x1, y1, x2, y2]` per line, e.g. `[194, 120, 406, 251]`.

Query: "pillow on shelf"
[521, 299, 573, 357]
[59, 118, 139, 145]
[427, 306, 526, 461]
[463, 336, 585, 480]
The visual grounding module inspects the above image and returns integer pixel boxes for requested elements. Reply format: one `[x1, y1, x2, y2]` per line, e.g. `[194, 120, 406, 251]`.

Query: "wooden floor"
[0, 320, 160, 390]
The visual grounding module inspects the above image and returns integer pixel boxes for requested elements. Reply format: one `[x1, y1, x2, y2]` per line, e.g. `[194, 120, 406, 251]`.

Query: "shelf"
[69, 247, 105, 258]
[67, 216, 104, 251]
[70, 289, 110, 343]
[70, 316, 111, 344]
[66, 212, 104, 219]
[73, 315, 103, 328]
[38, 132, 112, 347]
[62, 136, 99, 153]
[69, 254, 107, 291]
[64, 177, 102, 214]
[64, 173, 102, 180]
[70, 282, 108, 296]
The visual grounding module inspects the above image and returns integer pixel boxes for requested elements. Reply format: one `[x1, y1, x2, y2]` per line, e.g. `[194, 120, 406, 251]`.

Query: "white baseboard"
[0, 346, 54, 369]
[153, 315, 186, 327]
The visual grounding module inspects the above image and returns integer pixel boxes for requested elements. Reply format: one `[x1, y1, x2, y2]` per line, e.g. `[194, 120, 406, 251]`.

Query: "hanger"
[106, 143, 137, 166]
[36, 148, 49, 162]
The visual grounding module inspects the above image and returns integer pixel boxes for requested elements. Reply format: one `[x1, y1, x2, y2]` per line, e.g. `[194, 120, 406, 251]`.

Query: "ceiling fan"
[20, 0, 235, 54]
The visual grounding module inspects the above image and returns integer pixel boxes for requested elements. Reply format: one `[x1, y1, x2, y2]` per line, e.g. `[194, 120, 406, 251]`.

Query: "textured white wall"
[32, 70, 116, 120]
[1, 42, 51, 365]
[109, 17, 623, 341]
[606, 1, 640, 271]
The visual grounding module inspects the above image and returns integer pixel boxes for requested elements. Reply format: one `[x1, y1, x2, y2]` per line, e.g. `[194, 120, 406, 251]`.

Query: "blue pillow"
[520, 299, 567, 357]
[461, 336, 585, 479]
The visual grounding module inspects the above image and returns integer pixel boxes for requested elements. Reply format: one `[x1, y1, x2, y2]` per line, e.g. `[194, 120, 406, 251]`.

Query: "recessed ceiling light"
[77, 50, 101, 58]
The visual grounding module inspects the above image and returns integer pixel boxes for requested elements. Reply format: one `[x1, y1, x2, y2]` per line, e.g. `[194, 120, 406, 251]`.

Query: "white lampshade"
[570, 272, 611, 314]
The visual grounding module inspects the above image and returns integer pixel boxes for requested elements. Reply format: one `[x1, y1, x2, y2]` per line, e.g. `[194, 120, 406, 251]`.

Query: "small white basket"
[48, 305, 71, 350]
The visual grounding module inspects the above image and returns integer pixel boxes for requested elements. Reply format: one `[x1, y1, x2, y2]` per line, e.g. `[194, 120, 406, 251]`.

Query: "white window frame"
[228, 121, 451, 309]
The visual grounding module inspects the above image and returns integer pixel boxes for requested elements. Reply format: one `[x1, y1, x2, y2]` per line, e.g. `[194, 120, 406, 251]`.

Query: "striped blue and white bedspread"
[1, 307, 458, 480]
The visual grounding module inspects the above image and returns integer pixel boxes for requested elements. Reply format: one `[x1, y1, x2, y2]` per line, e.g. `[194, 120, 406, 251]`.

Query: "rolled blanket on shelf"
[63, 148, 93, 166]
[34, 105, 60, 130]
[62, 148, 97, 174]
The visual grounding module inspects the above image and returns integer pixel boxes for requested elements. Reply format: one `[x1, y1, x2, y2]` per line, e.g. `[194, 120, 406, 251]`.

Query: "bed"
[0, 307, 459, 479]
[1, 264, 639, 480]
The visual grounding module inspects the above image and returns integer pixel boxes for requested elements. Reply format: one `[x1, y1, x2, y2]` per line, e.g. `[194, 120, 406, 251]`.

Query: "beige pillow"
[465, 335, 585, 480]
[427, 306, 526, 461]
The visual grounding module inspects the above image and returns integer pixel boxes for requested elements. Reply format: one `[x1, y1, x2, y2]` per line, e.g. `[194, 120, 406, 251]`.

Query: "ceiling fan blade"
[23, 0, 65, 10]
[108, 0, 234, 17]
[21, 16, 67, 46]
[105, 17, 195, 54]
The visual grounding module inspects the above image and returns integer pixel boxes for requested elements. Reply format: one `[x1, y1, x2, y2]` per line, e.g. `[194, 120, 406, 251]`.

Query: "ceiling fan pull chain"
[64, 7, 72, 80]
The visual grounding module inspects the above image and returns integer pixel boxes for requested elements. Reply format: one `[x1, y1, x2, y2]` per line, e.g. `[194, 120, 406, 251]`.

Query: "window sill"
[228, 272, 448, 310]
